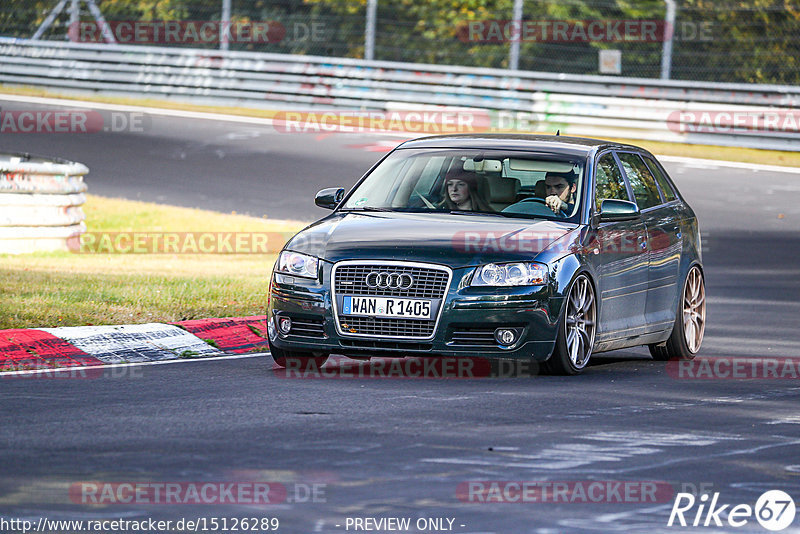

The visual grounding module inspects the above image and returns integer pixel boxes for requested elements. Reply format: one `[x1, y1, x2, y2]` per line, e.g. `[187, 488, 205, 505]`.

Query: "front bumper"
[268, 264, 562, 361]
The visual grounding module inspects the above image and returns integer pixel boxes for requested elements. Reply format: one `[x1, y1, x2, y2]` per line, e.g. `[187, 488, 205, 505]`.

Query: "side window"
[415, 156, 446, 195]
[618, 152, 662, 210]
[644, 156, 677, 202]
[595, 153, 629, 211]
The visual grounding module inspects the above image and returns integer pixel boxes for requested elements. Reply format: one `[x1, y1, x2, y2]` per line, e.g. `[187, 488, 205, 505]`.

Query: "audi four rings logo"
[365, 271, 414, 289]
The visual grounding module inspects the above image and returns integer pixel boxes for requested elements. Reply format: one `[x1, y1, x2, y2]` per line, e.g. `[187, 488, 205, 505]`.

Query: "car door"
[617, 152, 683, 332]
[588, 151, 649, 342]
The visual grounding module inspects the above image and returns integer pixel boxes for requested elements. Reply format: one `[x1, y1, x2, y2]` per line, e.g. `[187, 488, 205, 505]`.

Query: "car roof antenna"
[556, 129, 560, 136]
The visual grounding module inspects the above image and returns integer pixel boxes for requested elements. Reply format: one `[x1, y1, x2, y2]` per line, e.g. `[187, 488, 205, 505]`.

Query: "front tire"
[269, 343, 329, 370]
[545, 274, 596, 375]
[649, 265, 705, 361]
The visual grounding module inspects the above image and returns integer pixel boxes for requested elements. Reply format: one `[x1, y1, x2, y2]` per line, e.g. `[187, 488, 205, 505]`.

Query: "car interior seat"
[534, 180, 546, 198]
[488, 177, 521, 211]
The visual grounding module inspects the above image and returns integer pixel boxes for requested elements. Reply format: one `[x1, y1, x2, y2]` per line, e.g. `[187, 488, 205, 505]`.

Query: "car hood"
[285, 211, 580, 267]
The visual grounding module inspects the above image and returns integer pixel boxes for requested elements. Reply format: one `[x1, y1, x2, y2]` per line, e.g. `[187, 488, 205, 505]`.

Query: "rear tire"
[544, 274, 596, 375]
[269, 343, 329, 370]
[649, 265, 705, 361]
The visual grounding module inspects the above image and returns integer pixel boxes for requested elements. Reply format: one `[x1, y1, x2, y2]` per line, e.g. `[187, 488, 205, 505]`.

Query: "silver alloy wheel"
[564, 275, 596, 369]
[683, 266, 706, 353]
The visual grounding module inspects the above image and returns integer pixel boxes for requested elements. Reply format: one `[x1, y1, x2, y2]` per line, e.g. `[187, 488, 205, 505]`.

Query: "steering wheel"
[517, 197, 548, 205]
[503, 197, 564, 217]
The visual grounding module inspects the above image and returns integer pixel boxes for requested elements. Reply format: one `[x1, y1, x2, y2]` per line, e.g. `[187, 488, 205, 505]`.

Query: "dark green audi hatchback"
[267, 135, 705, 374]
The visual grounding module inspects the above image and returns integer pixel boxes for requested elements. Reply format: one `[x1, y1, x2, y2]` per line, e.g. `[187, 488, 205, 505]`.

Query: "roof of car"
[398, 134, 643, 156]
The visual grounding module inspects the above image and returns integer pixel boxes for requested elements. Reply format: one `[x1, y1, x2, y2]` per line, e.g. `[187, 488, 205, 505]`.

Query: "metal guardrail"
[1, 37, 799, 150]
[0, 152, 87, 254]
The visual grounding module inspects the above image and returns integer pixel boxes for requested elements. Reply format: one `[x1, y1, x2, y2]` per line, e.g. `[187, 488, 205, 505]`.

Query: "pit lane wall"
[0, 152, 88, 254]
[1, 38, 799, 151]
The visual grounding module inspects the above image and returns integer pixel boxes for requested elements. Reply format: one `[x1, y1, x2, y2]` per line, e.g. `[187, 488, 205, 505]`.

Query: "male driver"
[544, 171, 577, 215]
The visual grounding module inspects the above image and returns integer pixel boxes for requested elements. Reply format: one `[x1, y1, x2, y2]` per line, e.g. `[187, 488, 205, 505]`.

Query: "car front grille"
[289, 317, 326, 339]
[339, 316, 435, 338]
[333, 262, 451, 339]
[340, 339, 433, 351]
[449, 327, 497, 346]
[334, 264, 449, 299]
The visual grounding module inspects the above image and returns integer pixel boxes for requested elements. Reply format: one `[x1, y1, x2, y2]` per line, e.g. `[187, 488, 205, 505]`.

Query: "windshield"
[341, 148, 585, 220]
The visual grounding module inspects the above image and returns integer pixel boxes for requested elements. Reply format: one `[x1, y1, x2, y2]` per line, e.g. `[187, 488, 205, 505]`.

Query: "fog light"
[494, 328, 519, 346]
[278, 317, 292, 335]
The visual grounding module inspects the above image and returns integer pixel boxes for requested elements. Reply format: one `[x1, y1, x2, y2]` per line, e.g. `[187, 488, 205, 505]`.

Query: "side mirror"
[315, 187, 345, 210]
[599, 199, 640, 222]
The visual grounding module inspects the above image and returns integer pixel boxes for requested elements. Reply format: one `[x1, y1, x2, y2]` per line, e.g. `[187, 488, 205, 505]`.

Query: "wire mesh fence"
[2, 0, 799, 85]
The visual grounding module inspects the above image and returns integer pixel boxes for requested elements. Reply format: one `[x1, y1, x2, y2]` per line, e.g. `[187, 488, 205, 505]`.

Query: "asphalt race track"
[0, 97, 384, 220]
[2, 97, 800, 533]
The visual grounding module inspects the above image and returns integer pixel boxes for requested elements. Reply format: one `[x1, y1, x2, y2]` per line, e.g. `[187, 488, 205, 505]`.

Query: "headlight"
[470, 262, 548, 287]
[276, 251, 319, 279]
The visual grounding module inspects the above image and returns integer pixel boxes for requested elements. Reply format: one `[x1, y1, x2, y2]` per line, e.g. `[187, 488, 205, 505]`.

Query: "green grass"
[0, 195, 304, 329]
[2, 84, 800, 168]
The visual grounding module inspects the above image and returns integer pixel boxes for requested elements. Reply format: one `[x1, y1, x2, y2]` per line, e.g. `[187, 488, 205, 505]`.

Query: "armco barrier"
[0, 153, 88, 254]
[1, 38, 799, 150]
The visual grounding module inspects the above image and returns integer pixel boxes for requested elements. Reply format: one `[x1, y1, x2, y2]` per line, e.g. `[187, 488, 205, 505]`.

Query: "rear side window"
[644, 156, 677, 202]
[618, 152, 662, 210]
[594, 153, 629, 211]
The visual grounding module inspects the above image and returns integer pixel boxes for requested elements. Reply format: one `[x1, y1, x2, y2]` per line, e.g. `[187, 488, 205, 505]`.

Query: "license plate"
[342, 296, 431, 319]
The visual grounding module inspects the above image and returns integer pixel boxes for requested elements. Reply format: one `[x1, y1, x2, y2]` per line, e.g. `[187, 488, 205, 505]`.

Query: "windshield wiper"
[341, 207, 395, 212]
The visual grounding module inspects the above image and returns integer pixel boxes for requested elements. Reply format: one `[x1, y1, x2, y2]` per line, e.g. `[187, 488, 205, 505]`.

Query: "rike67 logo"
[668, 490, 796, 531]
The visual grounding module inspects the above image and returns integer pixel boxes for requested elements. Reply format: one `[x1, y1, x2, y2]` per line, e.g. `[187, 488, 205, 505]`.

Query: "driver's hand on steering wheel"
[545, 194, 566, 214]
